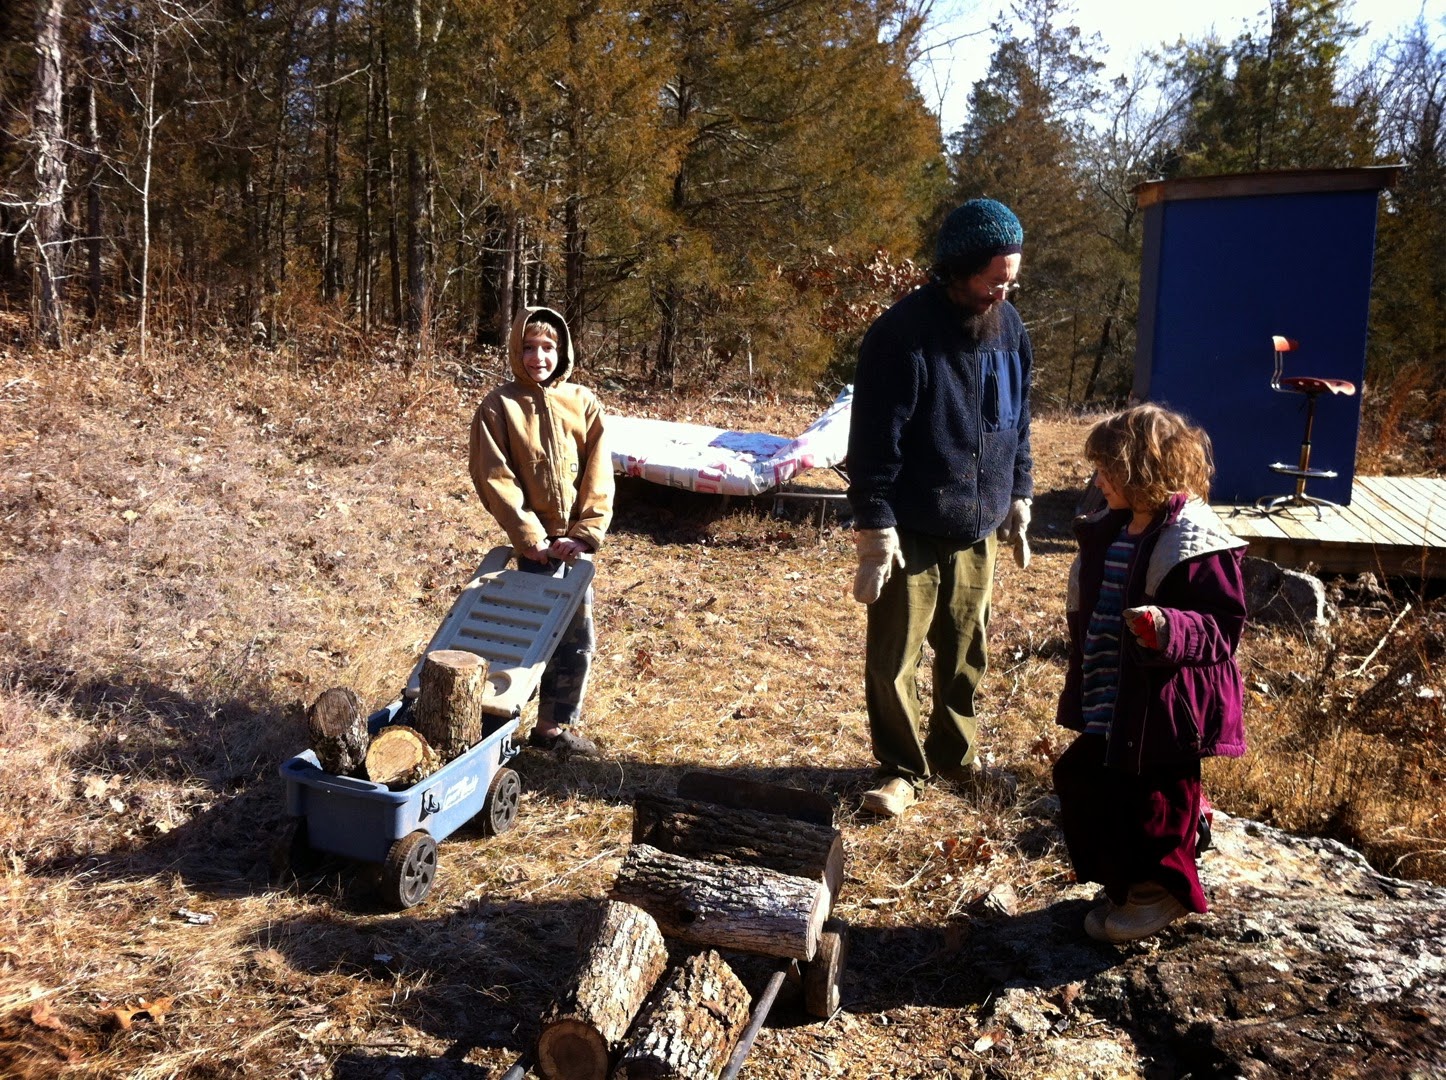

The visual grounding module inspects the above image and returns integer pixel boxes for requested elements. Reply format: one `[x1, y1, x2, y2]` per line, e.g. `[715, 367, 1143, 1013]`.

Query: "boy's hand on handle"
[548, 537, 589, 562]
[853, 527, 905, 604]
[522, 542, 553, 564]
[1123, 605, 1169, 651]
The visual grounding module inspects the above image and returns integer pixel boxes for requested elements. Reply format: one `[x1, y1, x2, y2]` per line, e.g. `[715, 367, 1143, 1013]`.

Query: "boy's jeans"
[518, 557, 595, 728]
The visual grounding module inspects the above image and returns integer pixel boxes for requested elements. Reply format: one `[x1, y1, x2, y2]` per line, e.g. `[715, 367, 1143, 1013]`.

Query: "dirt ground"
[1, 347, 1441, 1079]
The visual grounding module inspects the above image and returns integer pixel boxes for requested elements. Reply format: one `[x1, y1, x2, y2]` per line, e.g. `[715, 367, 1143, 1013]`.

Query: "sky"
[913, 0, 1446, 134]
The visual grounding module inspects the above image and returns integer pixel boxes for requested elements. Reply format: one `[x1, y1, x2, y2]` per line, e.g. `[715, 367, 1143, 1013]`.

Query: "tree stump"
[306, 686, 368, 776]
[632, 792, 845, 904]
[611, 844, 829, 962]
[364, 726, 439, 788]
[536, 899, 669, 1080]
[613, 950, 752, 1080]
[413, 649, 489, 760]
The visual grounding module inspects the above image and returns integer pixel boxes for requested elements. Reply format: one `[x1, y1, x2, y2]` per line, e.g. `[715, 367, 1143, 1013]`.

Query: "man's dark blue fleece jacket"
[847, 280, 1034, 543]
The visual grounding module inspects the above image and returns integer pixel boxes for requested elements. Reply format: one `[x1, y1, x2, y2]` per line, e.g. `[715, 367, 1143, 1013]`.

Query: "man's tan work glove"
[997, 498, 1032, 570]
[853, 527, 905, 604]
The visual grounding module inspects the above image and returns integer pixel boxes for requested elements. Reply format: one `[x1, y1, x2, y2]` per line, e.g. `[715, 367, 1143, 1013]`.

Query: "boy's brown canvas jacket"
[468, 306, 614, 553]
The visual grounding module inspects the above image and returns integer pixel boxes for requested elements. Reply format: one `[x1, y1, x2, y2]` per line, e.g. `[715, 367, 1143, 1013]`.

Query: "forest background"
[3, 0, 1445, 435]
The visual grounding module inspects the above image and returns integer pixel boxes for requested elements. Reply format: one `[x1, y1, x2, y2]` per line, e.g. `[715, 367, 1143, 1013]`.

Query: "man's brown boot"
[861, 777, 917, 818]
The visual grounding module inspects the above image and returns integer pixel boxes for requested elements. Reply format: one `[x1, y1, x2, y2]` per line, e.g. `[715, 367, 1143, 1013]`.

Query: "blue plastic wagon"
[278, 547, 593, 908]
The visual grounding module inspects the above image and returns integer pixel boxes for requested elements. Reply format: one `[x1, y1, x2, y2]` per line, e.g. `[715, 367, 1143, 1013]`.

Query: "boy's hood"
[508, 305, 575, 388]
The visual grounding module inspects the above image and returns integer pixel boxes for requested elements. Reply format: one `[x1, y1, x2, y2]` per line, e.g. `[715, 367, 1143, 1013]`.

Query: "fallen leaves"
[30, 998, 64, 1031]
[105, 995, 175, 1031]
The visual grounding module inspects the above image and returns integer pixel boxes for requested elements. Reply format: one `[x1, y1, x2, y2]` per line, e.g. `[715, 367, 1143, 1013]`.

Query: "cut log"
[676, 770, 835, 827]
[802, 918, 849, 1019]
[632, 792, 845, 904]
[610, 844, 828, 962]
[306, 686, 368, 776]
[536, 899, 669, 1080]
[413, 648, 489, 760]
[613, 950, 751, 1080]
[364, 725, 439, 788]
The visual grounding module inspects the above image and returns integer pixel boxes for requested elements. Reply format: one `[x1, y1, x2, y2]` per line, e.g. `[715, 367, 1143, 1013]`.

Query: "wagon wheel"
[802, 918, 849, 1018]
[271, 818, 323, 882]
[382, 830, 438, 909]
[481, 767, 521, 837]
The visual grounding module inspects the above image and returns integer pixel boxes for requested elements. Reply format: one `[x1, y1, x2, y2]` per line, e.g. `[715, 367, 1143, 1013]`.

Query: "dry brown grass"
[1, 332, 1444, 1078]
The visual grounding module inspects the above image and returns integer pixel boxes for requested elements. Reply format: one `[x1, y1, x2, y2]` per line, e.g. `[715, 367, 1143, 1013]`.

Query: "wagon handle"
[719, 961, 790, 1080]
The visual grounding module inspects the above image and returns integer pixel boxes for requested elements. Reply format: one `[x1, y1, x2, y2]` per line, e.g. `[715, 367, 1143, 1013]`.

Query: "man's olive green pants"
[864, 530, 997, 794]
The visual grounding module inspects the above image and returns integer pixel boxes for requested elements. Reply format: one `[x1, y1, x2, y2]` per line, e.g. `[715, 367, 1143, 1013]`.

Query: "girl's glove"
[1123, 606, 1169, 651]
[853, 527, 905, 604]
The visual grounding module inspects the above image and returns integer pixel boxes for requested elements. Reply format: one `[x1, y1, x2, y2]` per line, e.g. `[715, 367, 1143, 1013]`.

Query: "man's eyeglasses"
[984, 282, 1019, 298]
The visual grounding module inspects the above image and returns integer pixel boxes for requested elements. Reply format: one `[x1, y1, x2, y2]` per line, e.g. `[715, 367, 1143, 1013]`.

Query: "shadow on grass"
[11, 660, 308, 893]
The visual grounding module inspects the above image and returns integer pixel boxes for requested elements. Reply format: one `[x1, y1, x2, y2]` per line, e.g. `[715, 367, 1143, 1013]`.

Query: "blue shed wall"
[1133, 189, 1380, 505]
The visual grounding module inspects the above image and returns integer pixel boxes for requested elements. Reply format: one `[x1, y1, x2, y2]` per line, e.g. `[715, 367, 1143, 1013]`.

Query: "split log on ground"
[611, 844, 829, 962]
[306, 686, 369, 776]
[633, 792, 845, 903]
[364, 725, 440, 788]
[536, 899, 669, 1080]
[413, 648, 489, 759]
[613, 949, 752, 1080]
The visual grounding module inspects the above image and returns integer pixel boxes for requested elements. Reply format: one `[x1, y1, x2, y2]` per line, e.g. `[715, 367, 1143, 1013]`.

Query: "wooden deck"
[1214, 476, 1446, 577]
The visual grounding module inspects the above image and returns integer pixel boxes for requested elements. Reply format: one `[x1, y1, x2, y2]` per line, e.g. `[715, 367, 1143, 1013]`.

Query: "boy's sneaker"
[1103, 883, 1188, 943]
[861, 777, 917, 818]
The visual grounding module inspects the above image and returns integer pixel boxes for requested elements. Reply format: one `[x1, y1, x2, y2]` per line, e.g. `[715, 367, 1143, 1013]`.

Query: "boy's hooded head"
[508, 306, 575, 388]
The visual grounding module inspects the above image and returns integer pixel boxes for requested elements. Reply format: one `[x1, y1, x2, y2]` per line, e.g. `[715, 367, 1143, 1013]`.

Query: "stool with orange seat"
[1256, 335, 1357, 517]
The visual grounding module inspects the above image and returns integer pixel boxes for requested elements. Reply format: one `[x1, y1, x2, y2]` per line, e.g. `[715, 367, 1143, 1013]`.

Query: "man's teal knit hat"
[935, 199, 1024, 268]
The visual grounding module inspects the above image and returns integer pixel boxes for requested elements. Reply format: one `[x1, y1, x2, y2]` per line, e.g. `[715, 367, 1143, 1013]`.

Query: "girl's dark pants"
[1053, 733, 1208, 913]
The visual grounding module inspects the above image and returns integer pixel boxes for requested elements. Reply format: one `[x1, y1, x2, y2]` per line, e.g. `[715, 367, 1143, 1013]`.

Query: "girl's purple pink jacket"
[1058, 492, 1250, 773]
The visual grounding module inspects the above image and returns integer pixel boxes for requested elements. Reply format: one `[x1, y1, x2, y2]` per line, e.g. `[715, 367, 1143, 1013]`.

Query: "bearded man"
[846, 198, 1035, 818]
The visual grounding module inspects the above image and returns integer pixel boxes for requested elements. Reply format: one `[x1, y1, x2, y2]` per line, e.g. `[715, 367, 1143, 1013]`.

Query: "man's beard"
[963, 302, 1004, 341]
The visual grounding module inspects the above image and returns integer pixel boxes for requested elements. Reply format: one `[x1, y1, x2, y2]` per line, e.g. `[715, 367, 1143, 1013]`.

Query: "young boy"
[469, 306, 614, 755]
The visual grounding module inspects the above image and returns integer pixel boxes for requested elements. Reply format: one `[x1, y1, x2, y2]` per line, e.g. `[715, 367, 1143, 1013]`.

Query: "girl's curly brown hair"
[1085, 403, 1214, 511]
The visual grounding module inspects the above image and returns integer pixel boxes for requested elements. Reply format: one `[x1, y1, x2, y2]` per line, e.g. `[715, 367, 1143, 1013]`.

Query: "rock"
[1242, 556, 1332, 637]
[982, 883, 1020, 918]
[960, 811, 1446, 1078]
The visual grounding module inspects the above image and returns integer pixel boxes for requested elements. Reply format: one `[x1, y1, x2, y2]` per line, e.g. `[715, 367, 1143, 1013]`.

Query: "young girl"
[1054, 404, 1248, 944]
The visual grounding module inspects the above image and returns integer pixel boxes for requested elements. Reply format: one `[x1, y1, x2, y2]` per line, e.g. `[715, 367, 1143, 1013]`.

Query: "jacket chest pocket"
[980, 349, 1022, 433]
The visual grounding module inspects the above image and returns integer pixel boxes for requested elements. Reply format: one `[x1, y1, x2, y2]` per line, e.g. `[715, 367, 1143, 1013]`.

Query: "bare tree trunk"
[564, 194, 585, 337]
[80, 33, 103, 320]
[356, 14, 377, 328]
[321, 0, 343, 303]
[137, 32, 158, 362]
[563, 10, 587, 337]
[655, 283, 679, 388]
[33, 0, 68, 346]
[534, 236, 548, 304]
[379, 33, 403, 327]
[403, 0, 440, 350]
[477, 195, 503, 346]
[1082, 279, 1126, 402]
[497, 207, 517, 341]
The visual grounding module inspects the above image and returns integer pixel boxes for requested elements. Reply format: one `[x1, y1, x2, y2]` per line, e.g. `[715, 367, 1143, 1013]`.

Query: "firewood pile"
[305, 649, 492, 787]
[533, 774, 849, 1080]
